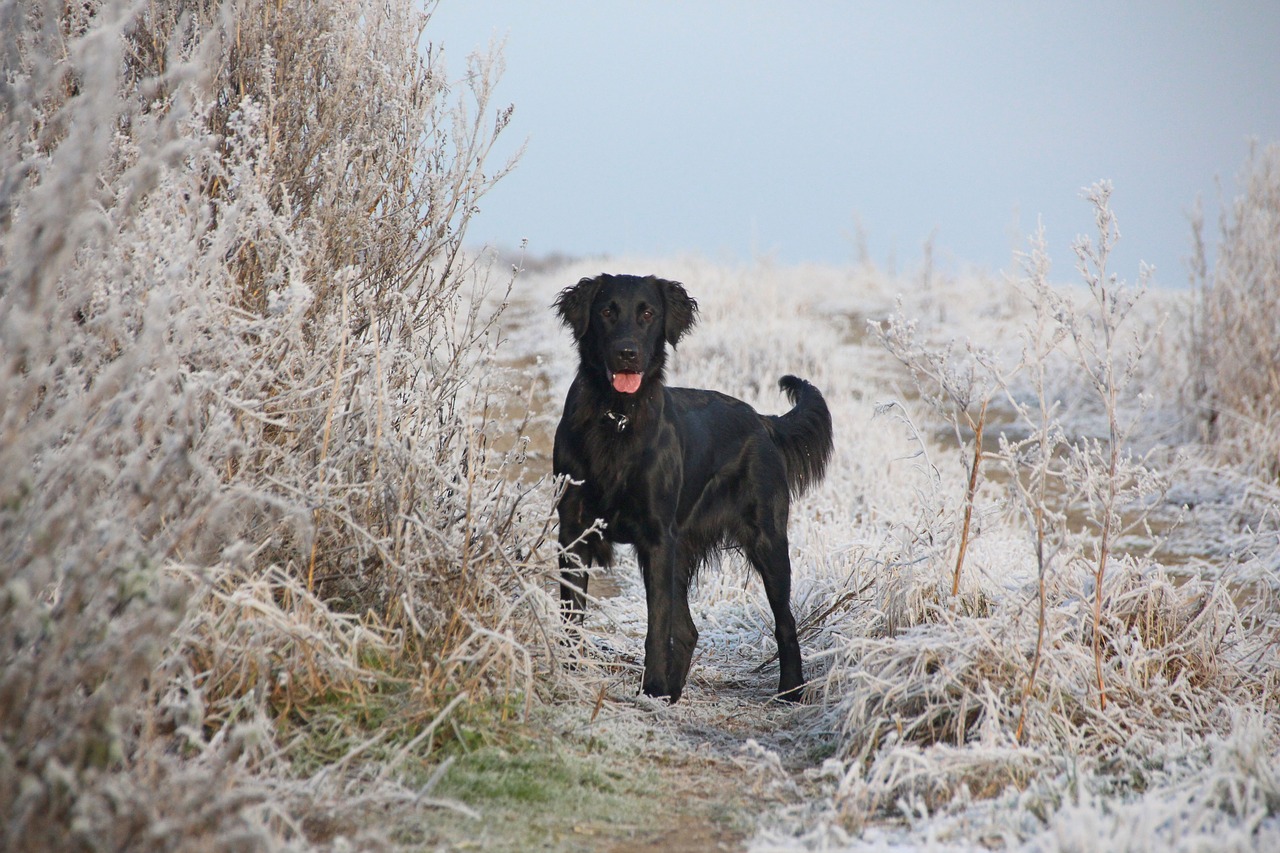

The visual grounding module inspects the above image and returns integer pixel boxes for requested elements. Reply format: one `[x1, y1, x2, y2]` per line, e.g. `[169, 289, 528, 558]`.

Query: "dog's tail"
[764, 375, 834, 497]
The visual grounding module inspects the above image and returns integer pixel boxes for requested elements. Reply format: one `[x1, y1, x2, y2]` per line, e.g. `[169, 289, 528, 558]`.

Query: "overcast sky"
[428, 1, 1280, 285]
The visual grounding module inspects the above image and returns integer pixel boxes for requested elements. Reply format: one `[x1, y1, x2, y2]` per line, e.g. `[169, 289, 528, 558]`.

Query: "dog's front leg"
[638, 533, 680, 702]
[555, 487, 612, 624]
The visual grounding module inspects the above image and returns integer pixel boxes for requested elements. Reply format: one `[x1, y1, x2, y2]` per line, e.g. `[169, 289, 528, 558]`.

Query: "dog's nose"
[616, 347, 638, 365]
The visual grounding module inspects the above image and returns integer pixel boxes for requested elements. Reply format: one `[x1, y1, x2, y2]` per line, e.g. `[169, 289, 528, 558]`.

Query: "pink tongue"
[612, 372, 642, 394]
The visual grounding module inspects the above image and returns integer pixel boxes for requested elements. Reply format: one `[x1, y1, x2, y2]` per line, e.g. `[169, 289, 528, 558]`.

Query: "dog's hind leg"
[749, 533, 805, 702]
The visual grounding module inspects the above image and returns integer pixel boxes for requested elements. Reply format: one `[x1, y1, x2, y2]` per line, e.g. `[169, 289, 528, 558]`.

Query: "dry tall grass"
[2, 1, 556, 847]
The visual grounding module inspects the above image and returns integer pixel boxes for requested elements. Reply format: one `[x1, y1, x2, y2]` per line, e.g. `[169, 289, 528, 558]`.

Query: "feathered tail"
[764, 375, 834, 497]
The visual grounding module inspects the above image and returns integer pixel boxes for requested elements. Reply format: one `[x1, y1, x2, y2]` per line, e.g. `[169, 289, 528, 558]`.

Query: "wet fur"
[552, 273, 834, 702]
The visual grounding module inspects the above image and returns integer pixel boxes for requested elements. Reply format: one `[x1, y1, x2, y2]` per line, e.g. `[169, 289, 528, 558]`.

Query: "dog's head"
[554, 274, 698, 396]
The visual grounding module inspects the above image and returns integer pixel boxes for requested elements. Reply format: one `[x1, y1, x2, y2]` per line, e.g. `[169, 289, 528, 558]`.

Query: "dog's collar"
[604, 410, 630, 432]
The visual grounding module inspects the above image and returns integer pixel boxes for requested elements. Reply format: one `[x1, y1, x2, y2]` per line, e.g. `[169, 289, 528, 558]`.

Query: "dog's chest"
[578, 430, 664, 543]
[582, 435, 643, 500]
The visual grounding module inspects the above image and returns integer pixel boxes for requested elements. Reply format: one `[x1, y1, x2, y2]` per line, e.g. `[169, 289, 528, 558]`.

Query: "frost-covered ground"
[489, 254, 1280, 851]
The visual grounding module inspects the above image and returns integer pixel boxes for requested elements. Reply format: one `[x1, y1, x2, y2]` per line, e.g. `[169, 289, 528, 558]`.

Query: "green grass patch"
[435, 745, 636, 806]
[404, 734, 705, 851]
[278, 683, 533, 777]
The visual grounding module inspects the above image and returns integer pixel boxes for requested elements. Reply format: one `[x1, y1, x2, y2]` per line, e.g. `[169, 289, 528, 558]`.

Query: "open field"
[481, 249, 1280, 850]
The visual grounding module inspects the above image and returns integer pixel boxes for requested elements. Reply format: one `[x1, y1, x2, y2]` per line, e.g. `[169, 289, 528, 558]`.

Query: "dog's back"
[660, 378, 831, 554]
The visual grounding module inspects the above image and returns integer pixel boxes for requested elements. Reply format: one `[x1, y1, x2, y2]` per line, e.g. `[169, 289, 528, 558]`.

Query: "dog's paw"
[776, 681, 808, 704]
[640, 676, 673, 703]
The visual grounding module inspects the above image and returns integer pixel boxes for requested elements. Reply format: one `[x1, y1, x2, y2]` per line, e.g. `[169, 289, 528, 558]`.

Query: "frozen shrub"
[0, 2, 273, 847]
[2, 0, 539, 847]
[1189, 143, 1280, 478]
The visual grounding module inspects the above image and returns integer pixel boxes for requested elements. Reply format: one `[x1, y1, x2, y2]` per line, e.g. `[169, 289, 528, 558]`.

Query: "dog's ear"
[553, 276, 602, 340]
[658, 278, 698, 347]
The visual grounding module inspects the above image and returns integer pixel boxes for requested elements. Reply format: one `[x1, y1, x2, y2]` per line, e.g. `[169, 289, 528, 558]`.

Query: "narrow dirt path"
[420, 559, 833, 850]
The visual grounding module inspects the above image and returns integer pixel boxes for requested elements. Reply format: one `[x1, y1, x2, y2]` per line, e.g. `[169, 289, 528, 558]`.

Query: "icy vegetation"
[3, 1, 1278, 850]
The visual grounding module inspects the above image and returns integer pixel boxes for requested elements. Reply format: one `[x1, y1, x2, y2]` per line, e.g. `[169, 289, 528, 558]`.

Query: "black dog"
[552, 274, 833, 702]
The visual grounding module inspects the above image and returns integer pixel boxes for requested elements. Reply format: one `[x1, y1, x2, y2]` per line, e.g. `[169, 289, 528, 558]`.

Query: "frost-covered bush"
[1, 3, 272, 847]
[2, 0, 543, 847]
[1189, 143, 1280, 479]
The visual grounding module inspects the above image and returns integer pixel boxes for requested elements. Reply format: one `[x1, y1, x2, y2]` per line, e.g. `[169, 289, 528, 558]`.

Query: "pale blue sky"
[429, 2, 1280, 285]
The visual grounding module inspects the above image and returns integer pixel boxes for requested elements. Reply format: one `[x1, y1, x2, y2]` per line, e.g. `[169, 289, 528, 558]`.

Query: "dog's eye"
[600, 306, 616, 321]
[639, 307, 655, 323]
